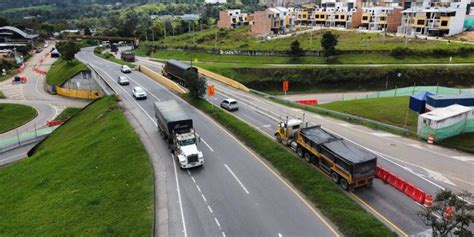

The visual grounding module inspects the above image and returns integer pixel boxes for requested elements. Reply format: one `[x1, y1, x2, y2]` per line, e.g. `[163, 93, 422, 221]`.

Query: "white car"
[220, 98, 239, 111]
[132, 86, 147, 100]
[117, 76, 129, 85]
[121, 65, 132, 73]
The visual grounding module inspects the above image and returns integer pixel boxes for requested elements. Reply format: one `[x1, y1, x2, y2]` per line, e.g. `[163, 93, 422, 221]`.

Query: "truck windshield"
[178, 138, 196, 146]
[353, 160, 376, 179]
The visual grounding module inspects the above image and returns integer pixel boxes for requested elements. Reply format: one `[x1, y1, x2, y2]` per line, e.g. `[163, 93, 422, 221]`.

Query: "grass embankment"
[439, 133, 474, 154]
[196, 64, 474, 93]
[0, 96, 153, 235]
[153, 27, 473, 52]
[317, 97, 418, 132]
[144, 50, 474, 65]
[185, 96, 396, 237]
[0, 104, 37, 133]
[46, 59, 88, 86]
[0, 90, 4, 98]
[54, 107, 81, 121]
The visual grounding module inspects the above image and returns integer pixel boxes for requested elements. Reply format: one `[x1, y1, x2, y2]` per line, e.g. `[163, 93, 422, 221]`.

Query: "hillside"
[0, 96, 153, 235]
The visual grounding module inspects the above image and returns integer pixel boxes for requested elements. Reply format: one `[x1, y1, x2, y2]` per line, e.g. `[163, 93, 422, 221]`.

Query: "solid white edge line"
[224, 164, 250, 195]
[173, 155, 188, 237]
[214, 217, 221, 228]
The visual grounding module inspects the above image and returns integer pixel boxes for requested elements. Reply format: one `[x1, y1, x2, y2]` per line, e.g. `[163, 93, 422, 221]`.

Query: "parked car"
[117, 76, 129, 85]
[121, 65, 132, 73]
[35, 48, 43, 53]
[220, 98, 239, 111]
[132, 86, 147, 100]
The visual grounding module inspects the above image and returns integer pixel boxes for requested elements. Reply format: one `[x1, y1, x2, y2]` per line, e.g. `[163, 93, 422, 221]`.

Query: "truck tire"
[296, 146, 304, 158]
[275, 133, 282, 143]
[331, 172, 339, 184]
[304, 152, 311, 163]
[340, 178, 349, 191]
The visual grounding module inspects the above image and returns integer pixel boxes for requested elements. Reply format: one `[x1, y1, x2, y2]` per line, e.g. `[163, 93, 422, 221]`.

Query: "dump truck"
[154, 100, 204, 169]
[162, 60, 198, 86]
[275, 119, 376, 190]
[121, 50, 135, 62]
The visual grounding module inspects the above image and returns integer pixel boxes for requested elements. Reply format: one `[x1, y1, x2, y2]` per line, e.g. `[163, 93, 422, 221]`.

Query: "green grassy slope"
[46, 59, 89, 86]
[0, 103, 37, 133]
[0, 96, 153, 236]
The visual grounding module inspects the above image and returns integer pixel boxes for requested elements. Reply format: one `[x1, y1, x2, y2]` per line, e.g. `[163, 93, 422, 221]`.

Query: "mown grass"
[0, 103, 37, 133]
[54, 107, 81, 121]
[317, 96, 418, 132]
[184, 96, 396, 237]
[46, 59, 89, 86]
[152, 27, 473, 52]
[439, 132, 474, 154]
[0, 96, 153, 236]
[145, 50, 474, 65]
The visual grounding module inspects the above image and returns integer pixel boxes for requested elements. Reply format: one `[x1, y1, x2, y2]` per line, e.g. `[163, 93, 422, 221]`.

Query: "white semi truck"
[154, 100, 204, 168]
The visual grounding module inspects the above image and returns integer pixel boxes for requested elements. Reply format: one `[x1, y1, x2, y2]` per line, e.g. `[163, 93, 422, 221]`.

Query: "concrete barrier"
[138, 64, 187, 94]
[195, 66, 250, 93]
[56, 87, 102, 99]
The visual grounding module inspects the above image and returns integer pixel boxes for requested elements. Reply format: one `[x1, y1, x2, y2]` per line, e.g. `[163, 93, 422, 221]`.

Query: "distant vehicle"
[35, 48, 43, 53]
[132, 86, 147, 100]
[50, 49, 60, 58]
[44, 43, 48, 48]
[220, 98, 239, 111]
[117, 76, 129, 85]
[111, 43, 118, 52]
[154, 100, 204, 169]
[275, 120, 377, 191]
[121, 50, 135, 62]
[121, 65, 132, 73]
[162, 60, 198, 86]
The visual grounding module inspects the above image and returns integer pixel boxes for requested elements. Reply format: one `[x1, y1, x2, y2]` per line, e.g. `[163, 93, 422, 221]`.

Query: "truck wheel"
[304, 152, 311, 163]
[275, 134, 282, 143]
[340, 178, 349, 191]
[296, 147, 304, 158]
[331, 172, 339, 184]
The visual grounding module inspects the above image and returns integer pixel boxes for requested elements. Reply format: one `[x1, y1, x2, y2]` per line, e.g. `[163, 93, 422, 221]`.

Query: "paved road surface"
[278, 92, 374, 104]
[138, 57, 474, 236]
[78, 48, 340, 237]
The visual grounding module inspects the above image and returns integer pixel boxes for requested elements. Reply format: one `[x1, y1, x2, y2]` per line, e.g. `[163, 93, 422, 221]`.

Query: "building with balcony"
[251, 7, 295, 35]
[397, 0, 469, 36]
[352, 6, 403, 32]
[217, 9, 250, 29]
[0, 26, 38, 50]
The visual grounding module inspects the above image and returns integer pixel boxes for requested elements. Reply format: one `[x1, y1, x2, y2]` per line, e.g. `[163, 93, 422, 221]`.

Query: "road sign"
[208, 85, 215, 97]
[282, 81, 289, 92]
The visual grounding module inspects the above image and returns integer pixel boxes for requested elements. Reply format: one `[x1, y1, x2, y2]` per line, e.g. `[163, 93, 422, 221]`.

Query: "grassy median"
[185, 96, 396, 237]
[0, 103, 37, 133]
[0, 96, 153, 235]
[46, 59, 89, 86]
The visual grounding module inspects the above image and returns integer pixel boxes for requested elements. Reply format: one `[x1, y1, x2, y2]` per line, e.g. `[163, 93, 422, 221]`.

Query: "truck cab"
[172, 130, 204, 169]
[275, 119, 302, 146]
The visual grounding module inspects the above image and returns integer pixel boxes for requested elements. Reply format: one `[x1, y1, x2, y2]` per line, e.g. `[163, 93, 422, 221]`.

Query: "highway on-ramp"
[137, 57, 474, 236]
[77, 47, 340, 237]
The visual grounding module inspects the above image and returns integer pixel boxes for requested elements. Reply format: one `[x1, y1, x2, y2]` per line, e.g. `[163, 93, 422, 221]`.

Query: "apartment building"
[217, 9, 250, 29]
[251, 7, 296, 35]
[397, 0, 469, 36]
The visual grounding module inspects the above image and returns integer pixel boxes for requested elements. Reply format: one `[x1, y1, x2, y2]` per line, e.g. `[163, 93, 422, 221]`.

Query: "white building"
[205, 0, 226, 3]
[397, 0, 469, 36]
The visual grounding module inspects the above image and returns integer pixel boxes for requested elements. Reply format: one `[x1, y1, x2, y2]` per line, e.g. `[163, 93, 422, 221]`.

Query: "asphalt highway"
[77, 48, 340, 237]
[138, 57, 474, 236]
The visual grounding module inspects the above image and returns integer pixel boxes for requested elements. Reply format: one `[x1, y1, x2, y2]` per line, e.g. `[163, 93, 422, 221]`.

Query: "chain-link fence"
[0, 126, 58, 153]
[363, 86, 474, 100]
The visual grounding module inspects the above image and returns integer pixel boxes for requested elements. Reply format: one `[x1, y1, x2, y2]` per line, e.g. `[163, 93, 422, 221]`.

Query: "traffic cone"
[424, 195, 433, 208]
[427, 135, 435, 144]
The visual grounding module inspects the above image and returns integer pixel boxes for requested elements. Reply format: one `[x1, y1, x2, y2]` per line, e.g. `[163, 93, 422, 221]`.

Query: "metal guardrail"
[250, 89, 411, 134]
[0, 126, 58, 154]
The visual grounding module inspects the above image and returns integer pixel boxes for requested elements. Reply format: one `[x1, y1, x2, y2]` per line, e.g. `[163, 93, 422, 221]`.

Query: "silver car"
[220, 98, 238, 111]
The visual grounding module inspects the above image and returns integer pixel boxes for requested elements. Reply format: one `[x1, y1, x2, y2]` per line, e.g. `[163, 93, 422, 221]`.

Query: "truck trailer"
[162, 60, 198, 86]
[275, 119, 376, 190]
[154, 100, 204, 168]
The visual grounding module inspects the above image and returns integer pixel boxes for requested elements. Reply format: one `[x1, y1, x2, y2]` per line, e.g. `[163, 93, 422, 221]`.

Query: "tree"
[184, 70, 206, 99]
[321, 31, 338, 60]
[56, 41, 80, 61]
[418, 190, 473, 237]
[289, 40, 304, 57]
[0, 17, 9, 27]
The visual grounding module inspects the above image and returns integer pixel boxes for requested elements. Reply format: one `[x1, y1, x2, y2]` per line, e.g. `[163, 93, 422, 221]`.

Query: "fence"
[0, 126, 58, 153]
[366, 86, 474, 99]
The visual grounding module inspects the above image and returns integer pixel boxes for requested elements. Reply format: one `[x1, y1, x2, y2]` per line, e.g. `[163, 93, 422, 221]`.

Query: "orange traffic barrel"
[427, 135, 435, 144]
[424, 195, 433, 208]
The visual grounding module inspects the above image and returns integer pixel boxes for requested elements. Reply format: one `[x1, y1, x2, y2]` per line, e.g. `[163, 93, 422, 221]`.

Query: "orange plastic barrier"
[295, 99, 318, 105]
[47, 120, 63, 127]
[412, 188, 426, 204]
[376, 166, 389, 181]
[394, 177, 407, 192]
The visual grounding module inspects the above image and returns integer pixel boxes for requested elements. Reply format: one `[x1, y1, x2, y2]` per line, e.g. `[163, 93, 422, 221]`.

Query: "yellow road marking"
[351, 193, 409, 237]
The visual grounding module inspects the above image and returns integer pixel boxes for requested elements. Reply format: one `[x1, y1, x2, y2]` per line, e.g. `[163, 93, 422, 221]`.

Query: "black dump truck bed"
[300, 126, 376, 165]
[154, 100, 193, 135]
